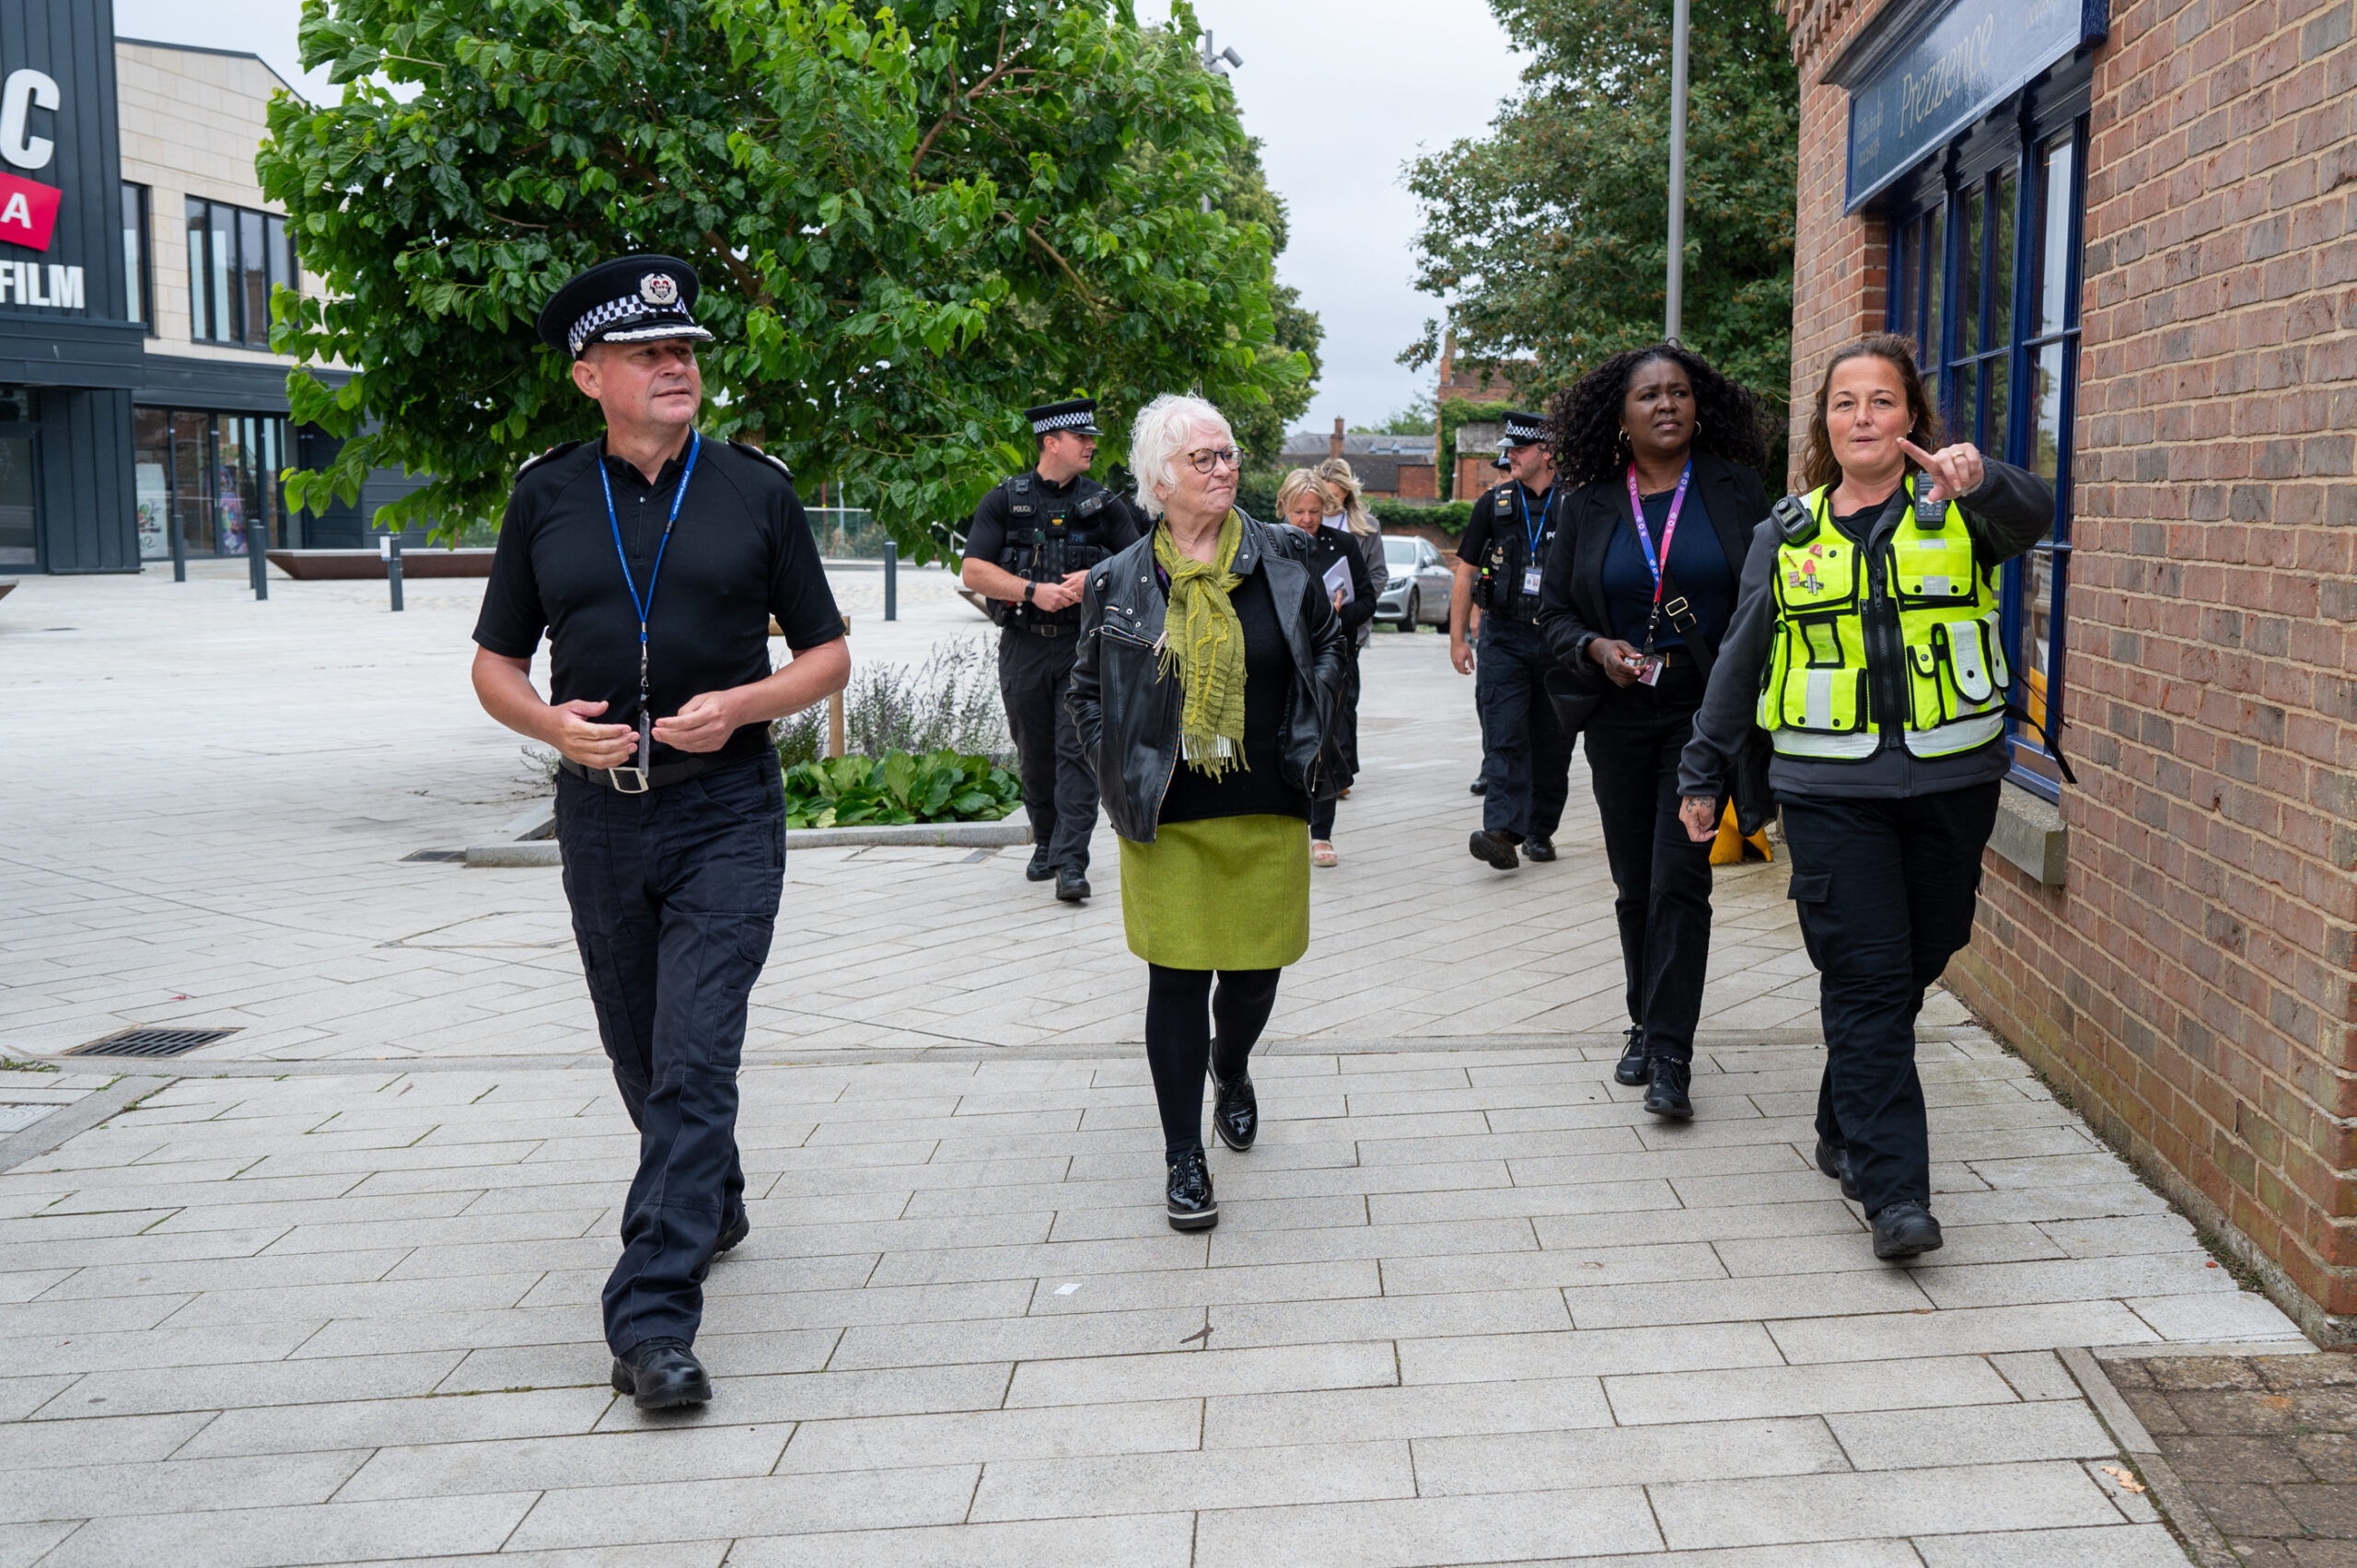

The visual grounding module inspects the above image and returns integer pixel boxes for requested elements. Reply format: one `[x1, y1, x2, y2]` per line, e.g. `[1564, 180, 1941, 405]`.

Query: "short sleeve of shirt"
[963, 485, 1008, 566]
[769, 486, 845, 651]
[1457, 494, 1498, 564]
[473, 484, 548, 657]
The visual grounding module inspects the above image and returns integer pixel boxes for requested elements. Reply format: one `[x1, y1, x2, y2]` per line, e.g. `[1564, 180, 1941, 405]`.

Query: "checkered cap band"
[568, 296, 708, 357]
[1031, 409, 1097, 435]
[1502, 413, 1548, 446]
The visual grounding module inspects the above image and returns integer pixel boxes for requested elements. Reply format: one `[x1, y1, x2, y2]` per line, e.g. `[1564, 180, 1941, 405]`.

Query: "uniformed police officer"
[1450, 410, 1573, 870]
[470, 255, 850, 1408]
[960, 399, 1144, 902]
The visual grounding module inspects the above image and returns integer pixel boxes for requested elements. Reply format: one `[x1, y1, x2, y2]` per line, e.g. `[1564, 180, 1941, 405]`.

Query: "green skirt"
[1120, 815, 1310, 970]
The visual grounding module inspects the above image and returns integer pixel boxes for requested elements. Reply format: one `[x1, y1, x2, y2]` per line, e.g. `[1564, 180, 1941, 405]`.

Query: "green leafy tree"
[260, 0, 1314, 554]
[1400, 0, 1797, 432]
[1352, 391, 1436, 436]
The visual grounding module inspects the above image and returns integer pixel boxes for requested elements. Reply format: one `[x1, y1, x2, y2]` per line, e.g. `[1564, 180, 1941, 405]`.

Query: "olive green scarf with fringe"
[1153, 510, 1248, 779]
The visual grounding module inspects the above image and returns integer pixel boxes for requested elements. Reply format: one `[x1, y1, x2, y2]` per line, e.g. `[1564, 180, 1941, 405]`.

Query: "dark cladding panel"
[0, 0, 131, 325]
[40, 388, 136, 572]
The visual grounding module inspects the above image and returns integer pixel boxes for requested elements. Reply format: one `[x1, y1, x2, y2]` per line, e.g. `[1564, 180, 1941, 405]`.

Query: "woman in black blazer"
[1537, 346, 1771, 1117]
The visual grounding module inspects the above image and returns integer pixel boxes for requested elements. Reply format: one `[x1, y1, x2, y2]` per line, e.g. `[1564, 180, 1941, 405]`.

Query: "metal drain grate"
[69, 1028, 241, 1059]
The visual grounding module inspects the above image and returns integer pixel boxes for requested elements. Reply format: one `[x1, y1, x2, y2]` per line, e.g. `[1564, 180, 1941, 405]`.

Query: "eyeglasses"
[1183, 447, 1246, 475]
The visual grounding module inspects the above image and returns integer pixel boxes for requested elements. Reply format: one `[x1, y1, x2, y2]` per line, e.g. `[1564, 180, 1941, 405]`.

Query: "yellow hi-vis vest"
[1757, 477, 2009, 761]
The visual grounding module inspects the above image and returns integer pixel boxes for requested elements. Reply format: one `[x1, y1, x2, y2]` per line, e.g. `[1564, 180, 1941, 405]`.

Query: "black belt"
[1007, 621, 1073, 638]
[558, 753, 732, 794]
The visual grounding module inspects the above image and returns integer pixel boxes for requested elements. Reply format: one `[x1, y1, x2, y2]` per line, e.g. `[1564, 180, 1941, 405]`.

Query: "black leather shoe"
[1468, 829, 1519, 871]
[1613, 1025, 1649, 1086]
[1025, 848, 1055, 882]
[1643, 1057, 1693, 1119]
[715, 1211, 749, 1256]
[1871, 1200, 1944, 1260]
[1056, 866, 1091, 902]
[1469, 775, 1488, 796]
[1814, 1137, 1861, 1202]
[1211, 1069, 1258, 1152]
[610, 1337, 712, 1410]
[1524, 835, 1557, 862]
[1166, 1150, 1218, 1231]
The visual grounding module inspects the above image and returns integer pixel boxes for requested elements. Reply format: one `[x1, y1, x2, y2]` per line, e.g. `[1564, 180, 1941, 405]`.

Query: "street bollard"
[884, 540, 898, 621]
[248, 526, 268, 600]
[382, 532, 404, 612]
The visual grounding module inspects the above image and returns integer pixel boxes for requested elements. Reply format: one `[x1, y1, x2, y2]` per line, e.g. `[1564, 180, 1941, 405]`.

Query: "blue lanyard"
[1514, 483, 1553, 562]
[596, 430, 701, 726]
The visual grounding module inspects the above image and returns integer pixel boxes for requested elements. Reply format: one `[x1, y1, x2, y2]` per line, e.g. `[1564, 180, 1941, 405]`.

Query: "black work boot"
[1524, 834, 1557, 862]
[1871, 1200, 1944, 1260]
[1025, 847, 1055, 881]
[1056, 865, 1091, 902]
[1643, 1057, 1693, 1119]
[1166, 1150, 1218, 1231]
[1211, 1067, 1258, 1152]
[610, 1338, 712, 1410]
[1814, 1137, 1861, 1202]
[1469, 775, 1487, 796]
[1613, 1025, 1649, 1086]
[1468, 829, 1519, 871]
[715, 1210, 750, 1255]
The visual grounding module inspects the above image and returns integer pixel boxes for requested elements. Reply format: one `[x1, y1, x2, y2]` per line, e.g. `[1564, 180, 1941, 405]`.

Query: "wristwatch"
[1023, 582, 1037, 604]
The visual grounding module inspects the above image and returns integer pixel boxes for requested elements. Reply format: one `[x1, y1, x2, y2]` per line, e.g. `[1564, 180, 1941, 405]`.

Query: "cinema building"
[0, 0, 410, 576]
[1786, 0, 2355, 1337]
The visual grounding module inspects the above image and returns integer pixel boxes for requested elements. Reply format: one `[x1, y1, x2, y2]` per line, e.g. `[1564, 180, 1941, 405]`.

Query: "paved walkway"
[0, 561, 2314, 1566]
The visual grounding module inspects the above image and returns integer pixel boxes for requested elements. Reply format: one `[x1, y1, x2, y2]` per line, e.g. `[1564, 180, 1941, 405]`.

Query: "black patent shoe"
[1814, 1137, 1861, 1202]
[1166, 1150, 1218, 1231]
[1871, 1200, 1944, 1260]
[1211, 1069, 1258, 1152]
[1468, 829, 1519, 871]
[1643, 1058, 1693, 1119]
[1469, 775, 1488, 796]
[1613, 1026, 1649, 1086]
[1025, 848, 1056, 882]
[715, 1211, 750, 1256]
[1524, 835, 1557, 862]
[610, 1337, 712, 1410]
[1056, 866, 1091, 902]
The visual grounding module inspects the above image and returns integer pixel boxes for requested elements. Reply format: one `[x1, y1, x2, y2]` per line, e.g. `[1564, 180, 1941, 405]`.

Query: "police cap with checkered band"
[536, 255, 715, 358]
[1492, 409, 1550, 469]
[1025, 398, 1103, 438]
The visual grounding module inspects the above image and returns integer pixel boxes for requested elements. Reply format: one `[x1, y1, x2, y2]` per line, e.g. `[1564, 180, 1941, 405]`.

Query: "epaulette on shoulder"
[516, 439, 585, 480]
[728, 437, 792, 480]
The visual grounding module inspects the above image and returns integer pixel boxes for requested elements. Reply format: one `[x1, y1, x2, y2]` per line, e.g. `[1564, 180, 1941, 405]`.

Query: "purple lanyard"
[1625, 459, 1693, 608]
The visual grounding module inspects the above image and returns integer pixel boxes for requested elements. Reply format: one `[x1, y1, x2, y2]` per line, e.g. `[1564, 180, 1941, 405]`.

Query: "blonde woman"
[1313, 457, 1390, 648]
[1068, 396, 1348, 1229]
[1280, 470, 1374, 866]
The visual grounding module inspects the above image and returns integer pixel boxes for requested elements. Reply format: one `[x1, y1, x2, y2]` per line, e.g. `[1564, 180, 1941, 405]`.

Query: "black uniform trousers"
[554, 754, 783, 1356]
[1475, 615, 1573, 841]
[1584, 665, 1714, 1064]
[1782, 781, 2002, 1220]
[1000, 626, 1098, 872]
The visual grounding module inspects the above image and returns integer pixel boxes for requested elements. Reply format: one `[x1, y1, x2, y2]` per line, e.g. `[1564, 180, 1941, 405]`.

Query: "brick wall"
[1785, 0, 1887, 485]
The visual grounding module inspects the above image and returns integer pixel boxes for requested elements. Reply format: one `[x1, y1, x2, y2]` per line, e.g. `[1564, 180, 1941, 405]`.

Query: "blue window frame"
[1885, 97, 2086, 801]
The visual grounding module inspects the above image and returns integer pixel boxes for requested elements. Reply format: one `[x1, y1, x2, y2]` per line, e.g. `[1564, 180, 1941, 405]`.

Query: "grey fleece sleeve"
[1959, 459, 2055, 563]
[1677, 517, 1780, 799]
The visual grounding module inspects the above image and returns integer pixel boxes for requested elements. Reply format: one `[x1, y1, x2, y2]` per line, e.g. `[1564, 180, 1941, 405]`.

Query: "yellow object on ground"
[1710, 801, 1771, 865]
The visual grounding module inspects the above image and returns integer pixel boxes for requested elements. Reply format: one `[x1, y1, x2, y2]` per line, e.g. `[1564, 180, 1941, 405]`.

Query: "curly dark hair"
[1548, 344, 1770, 488]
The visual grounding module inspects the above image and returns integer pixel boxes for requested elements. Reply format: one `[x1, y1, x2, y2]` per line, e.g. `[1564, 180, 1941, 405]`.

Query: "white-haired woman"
[1069, 394, 1349, 1230]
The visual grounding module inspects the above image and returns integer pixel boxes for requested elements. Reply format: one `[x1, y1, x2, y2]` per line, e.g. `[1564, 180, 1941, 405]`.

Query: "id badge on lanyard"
[1628, 459, 1693, 687]
[1517, 487, 1551, 602]
[597, 432, 702, 791]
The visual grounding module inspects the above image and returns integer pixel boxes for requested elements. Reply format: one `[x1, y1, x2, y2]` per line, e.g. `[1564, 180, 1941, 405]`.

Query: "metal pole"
[1665, 0, 1690, 343]
[385, 531, 404, 612]
[248, 520, 268, 600]
[883, 540, 898, 621]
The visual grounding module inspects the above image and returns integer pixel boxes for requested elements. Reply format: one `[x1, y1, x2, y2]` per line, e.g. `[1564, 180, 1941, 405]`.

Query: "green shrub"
[783, 749, 1021, 830]
[1371, 498, 1471, 536]
[774, 637, 1012, 771]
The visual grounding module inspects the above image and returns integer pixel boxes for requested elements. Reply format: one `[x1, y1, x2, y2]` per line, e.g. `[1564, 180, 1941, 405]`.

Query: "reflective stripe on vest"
[1757, 479, 2011, 762]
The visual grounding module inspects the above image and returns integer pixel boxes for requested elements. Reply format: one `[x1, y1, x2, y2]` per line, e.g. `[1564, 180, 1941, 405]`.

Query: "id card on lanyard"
[596, 431, 702, 791]
[1626, 459, 1692, 685]
[1516, 485, 1552, 598]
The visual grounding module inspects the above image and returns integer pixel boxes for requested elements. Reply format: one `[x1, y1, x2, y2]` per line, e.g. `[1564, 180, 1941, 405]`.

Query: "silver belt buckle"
[605, 766, 650, 794]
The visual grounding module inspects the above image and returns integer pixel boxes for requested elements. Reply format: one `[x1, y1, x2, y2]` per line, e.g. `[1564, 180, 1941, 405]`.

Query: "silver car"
[1375, 533, 1454, 629]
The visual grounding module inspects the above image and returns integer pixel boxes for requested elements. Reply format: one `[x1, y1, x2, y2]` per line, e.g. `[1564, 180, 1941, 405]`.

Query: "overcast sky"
[110, 0, 1529, 436]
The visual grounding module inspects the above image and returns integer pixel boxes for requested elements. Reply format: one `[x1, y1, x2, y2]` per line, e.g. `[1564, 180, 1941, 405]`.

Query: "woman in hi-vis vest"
[1674, 334, 2055, 1262]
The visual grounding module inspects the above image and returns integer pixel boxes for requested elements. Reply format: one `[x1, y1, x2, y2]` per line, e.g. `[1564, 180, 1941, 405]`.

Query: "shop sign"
[0, 258, 81, 308]
[0, 170, 60, 250]
[1846, 0, 2107, 210]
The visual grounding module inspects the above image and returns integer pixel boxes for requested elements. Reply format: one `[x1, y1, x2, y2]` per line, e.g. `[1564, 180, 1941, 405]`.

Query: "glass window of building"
[122, 183, 151, 330]
[185, 197, 298, 349]
[0, 387, 36, 568]
[134, 407, 290, 561]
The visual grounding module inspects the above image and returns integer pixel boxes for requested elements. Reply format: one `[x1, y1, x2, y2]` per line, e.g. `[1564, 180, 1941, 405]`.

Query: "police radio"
[1771, 494, 1817, 546]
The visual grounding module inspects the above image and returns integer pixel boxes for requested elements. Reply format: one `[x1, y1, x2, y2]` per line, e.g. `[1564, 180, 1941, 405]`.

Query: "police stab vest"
[993, 471, 1120, 631]
[1758, 476, 2009, 761]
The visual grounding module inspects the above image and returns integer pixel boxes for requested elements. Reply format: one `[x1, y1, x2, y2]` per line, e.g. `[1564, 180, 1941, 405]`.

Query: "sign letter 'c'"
[0, 70, 60, 173]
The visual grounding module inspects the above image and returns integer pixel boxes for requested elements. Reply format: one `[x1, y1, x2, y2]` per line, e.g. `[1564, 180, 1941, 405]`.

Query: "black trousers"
[1475, 616, 1572, 841]
[1144, 964, 1281, 1161]
[1584, 666, 1713, 1063]
[1000, 628, 1098, 871]
[554, 754, 782, 1356]
[1782, 781, 2002, 1219]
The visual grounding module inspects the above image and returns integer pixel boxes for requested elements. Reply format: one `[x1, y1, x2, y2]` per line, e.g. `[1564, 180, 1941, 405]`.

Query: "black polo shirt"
[474, 435, 844, 766]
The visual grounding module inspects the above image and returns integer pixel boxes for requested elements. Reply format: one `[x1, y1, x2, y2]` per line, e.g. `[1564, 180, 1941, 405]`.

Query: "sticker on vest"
[1522, 567, 1543, 596]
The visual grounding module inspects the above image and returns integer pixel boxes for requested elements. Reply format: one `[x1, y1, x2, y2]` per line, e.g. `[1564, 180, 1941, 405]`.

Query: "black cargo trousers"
[1000, 623, 1100, 872]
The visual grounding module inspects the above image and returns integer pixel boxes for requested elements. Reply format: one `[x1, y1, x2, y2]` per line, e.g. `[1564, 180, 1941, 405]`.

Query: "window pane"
[209, 204, 236, 343]
[1959, 190, 1981, 357]
[1988, 351, 2010, 457]
[239, 209, 269, 347]
[121, 185, 146, 326]
[0, 438, 34, 566]
[1952, 361, 1978, 447]
[1890, 221, 1912, 343]
[1991, 168, 2017, 352]
[171, 411, 214, 555]
[1922, 206, 1945, 365]
[2039, 134, 2076, 337]
[185, 198, 210, 340]
[2031, 341, 2066, 487]
[268, 214, 298, 297]
[135, 406, 171, 560]
[2021, 545, 2061, 741]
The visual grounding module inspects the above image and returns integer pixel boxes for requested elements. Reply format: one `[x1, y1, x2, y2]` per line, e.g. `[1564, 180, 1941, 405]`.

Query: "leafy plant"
[782, 749, 1020, 829]
[772, 637, 1011, 771]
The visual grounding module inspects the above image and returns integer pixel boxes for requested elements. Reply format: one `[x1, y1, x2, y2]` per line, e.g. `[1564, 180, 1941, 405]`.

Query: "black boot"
[1613, 1025, 1649, 1086]
[1469, 775, 1487, 796]
[715, 1210, 750, 1255]
[1643, 1057, 1692, 1119]
[1025, 847, 1055, 882]
[1166, 1150, 1217, 1231]
[1814, 1137, 1861, 1202]
[1524, 834, 1557, 862]
[1468, 829, 1519, 871]
[1056, 865, 1091, 902]
[1211, 1067, 1258, 1152]
[610, 1338, 712, 1410]
[1871, 1200, 1943, 1260]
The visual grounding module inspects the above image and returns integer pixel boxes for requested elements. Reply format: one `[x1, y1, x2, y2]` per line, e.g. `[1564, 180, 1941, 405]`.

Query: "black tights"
[1144, 964, 1281, 1161]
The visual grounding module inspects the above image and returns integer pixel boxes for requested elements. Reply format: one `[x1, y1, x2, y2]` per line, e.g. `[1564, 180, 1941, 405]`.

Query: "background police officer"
[960, 399, 1144, 902]
[471, 255, 849, 1408]
[1450, 411, 1573, 870]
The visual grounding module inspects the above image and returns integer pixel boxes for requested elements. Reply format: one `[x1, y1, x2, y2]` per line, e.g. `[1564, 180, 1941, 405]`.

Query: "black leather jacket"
[1068, 513, 1350, 843]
